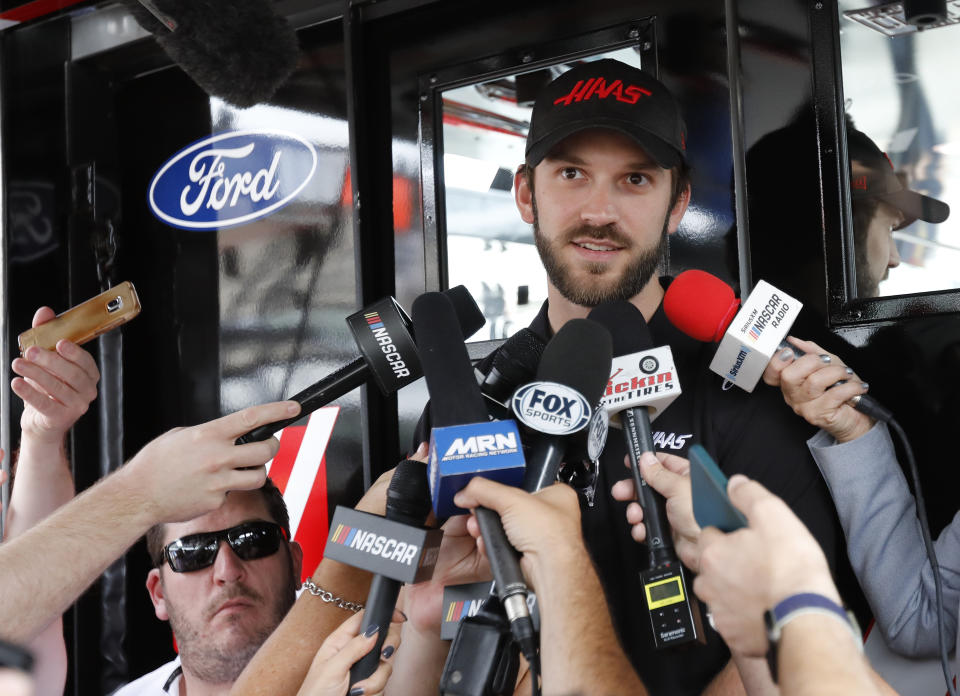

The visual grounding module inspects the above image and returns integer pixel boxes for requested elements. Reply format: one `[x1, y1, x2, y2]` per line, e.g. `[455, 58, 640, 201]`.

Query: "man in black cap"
[460, 58, 841, 695]
[847, 127, 949, 297]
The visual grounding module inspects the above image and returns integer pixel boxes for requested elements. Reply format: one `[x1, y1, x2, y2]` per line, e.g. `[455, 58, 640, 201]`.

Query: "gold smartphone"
[17, 281, 142, 355]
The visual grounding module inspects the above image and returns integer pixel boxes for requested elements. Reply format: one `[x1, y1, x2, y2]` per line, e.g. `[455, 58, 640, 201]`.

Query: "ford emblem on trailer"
[148, 129, 318, 230]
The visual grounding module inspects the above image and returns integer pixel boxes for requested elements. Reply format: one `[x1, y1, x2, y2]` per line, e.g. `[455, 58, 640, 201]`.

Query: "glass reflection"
[840, 2, 958, 297]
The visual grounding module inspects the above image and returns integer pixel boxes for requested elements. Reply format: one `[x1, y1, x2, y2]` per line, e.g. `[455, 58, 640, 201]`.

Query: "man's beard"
[165, 558, 297, 684]
[531, 193, 670, 307]
[854, 246, 881, 298]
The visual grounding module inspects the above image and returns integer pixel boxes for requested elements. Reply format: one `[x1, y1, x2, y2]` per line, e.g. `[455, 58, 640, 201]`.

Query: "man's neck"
[545, 275, 665, 335]
[179, 667, 234, 696]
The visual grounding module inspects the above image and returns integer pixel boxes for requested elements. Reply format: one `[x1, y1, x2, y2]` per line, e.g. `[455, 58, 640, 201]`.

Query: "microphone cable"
[888, 417, 957, 696]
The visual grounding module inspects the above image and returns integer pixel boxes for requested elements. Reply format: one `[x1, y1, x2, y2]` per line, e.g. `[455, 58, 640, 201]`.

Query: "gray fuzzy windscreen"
[122, 0, 300, 108]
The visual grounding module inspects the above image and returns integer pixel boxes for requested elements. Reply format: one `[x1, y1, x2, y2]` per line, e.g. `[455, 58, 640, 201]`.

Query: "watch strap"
[765, 592, 863, 683]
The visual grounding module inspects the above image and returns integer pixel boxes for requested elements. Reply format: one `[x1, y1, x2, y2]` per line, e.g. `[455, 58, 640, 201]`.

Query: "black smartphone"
[688, 444, 747, 532]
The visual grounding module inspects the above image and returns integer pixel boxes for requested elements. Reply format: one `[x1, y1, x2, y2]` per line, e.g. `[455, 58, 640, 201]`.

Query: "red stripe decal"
[293, 452, 330, 583]
[269, 425, 306, 495]
[0, 0, 88, 22]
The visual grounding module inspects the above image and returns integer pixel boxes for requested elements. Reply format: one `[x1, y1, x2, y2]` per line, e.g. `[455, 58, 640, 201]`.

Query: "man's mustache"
[204, 584, 264, 620]
[561, 224, 632, 248]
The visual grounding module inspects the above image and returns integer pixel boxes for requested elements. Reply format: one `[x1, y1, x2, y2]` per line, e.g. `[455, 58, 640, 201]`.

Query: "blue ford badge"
[148, 130, 318, 230]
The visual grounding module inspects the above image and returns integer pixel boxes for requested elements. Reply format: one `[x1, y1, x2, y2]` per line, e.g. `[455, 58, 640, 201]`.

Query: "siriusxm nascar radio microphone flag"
[511, 319, 613, 493]
[663, 271, 893, 422]
[412, 291, 538, 672]
[588, 301, 703, 650]
[238, 285, 484, 444]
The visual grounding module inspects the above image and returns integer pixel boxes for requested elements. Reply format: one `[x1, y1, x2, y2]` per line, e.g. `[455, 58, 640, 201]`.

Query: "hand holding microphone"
[238, 286, 484, 444]
[663, 270, 891, 424]
[611, 451, 703, 573]
[762, 337, 875, 443]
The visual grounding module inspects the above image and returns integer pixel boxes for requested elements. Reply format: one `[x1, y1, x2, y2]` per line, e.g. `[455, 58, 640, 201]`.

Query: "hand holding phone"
[688, 444, 747, 533]
[17, 281, 141, 355]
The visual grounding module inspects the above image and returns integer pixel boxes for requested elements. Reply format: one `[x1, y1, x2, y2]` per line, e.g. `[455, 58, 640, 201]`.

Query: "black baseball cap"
[847, 127, 949, 230]
[525, 58, 687, 169]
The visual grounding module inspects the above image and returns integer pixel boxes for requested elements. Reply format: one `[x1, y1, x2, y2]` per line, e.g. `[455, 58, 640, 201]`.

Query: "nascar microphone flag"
[324, 506, 443, 584]
[708, 280, 802, 392]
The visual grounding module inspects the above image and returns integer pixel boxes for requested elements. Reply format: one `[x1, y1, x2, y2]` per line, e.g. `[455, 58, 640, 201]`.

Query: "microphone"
[411, 292, 537, 671]
[478, 328, 546, 418]
[510, 319, 612, 492]
[588, 301, 705, 649]
[238, 286, 485, 443]
[664, 270, 893, 422]
[119, 0, 299, 108]
[348, 458, 437, 683]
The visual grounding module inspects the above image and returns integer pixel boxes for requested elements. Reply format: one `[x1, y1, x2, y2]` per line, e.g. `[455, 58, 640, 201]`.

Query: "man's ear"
[667, 182, 691, 235]
[289, 541, 304, 581]
[146, 568, 170, 621]
[514, 166, 535, 225]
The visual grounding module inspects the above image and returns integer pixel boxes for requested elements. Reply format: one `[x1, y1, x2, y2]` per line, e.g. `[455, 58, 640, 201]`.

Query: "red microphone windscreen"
[663, 270, 741, 342]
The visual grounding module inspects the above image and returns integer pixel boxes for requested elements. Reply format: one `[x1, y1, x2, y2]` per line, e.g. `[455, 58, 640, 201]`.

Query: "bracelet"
[301, 577, 365, 613]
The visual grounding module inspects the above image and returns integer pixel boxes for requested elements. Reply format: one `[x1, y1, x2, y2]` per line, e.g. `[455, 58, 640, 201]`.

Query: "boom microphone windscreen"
[482, 329, 546, 405]
[440, 285, 486, 341]
[534, 319, 611, 409]
[663, 270, 740, 342]
[588, 302, 655, 356]
[515, 319, 612, 492]
[121, 0, 300, 108]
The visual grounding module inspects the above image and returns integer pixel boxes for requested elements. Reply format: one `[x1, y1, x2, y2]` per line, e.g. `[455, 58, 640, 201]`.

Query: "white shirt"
[111, 657, 182, 695]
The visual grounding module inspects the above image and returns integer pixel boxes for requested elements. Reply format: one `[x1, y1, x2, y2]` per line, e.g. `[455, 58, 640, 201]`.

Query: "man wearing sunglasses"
[113, 480, 302, 696]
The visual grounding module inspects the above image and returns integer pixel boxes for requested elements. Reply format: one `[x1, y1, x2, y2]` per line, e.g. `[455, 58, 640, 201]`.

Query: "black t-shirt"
[415, 284, 842, 696]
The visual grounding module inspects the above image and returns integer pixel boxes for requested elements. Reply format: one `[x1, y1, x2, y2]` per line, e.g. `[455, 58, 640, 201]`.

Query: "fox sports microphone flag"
[511, 318, 612, 492]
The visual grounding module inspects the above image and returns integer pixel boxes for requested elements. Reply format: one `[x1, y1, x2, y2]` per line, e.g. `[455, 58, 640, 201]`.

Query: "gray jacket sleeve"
[808, 422, 960, 657]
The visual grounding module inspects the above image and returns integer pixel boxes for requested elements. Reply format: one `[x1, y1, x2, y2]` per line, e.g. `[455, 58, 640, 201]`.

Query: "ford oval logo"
[148, 130, 318, 230]
[511, 381, 592, 435]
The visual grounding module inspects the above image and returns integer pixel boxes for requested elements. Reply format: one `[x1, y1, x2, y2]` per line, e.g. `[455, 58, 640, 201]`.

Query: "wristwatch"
[764, 592, 862, 683]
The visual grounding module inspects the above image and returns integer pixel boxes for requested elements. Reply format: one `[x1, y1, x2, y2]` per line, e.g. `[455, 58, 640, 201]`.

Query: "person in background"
[615, 451, 897, 695]
[5, 306, 100, 696]
[764, 338, 960, 662]
[0, 398, 299, 650]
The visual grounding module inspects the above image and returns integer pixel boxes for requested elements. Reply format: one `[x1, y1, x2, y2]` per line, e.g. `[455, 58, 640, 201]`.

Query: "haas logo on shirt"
[652, 431, 691, 451]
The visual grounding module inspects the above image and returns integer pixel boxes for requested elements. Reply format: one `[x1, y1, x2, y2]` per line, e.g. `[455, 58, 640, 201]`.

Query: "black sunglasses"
[159, 521, 288, 573]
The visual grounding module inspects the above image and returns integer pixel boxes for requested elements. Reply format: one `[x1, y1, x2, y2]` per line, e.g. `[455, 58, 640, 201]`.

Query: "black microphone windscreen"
[536, 318, 612, 407]
[412, 292, 488, 427]
[386, 458, 432, 525]
[587, 301, 655, 357]
[121, 0, 299, 108]
[486, 329, 546, 399]
[442, 285, 486, 339]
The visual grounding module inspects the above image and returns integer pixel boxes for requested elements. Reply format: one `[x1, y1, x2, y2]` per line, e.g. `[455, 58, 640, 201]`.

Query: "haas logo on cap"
[149, 129, 317, 230]
[553, 78, 652, 107]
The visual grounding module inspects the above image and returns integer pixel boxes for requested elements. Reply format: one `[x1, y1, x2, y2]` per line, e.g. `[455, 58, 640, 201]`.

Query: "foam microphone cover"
[587, 301, 655, 357]
[386, 458, 432, 526]
[663, 270, 740, 342]
[442, 285, 486, 340]
[535, 318, 612, 408]
[484, 328, 546, 403]
[121, 0, 300, 108]
[411, 292, 488, 427]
